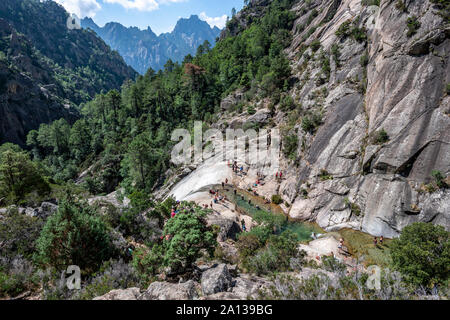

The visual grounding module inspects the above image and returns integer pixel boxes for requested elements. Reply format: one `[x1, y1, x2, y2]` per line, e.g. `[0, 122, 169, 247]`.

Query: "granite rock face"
[165, 0, 449, 238]
[284, 0, 450, 237]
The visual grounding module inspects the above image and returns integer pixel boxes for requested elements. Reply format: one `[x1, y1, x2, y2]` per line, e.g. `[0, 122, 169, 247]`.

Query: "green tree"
[391, 223, 449, 289]
[36, 199, 116, 273]
[162, 206, 216, 273]
[0, 144, 49, 204]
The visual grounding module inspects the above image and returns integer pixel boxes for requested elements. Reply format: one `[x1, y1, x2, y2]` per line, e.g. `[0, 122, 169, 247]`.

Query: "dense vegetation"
[0, 0, 137, 105]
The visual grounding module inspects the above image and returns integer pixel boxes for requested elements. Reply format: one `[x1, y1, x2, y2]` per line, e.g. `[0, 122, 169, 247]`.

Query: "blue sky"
[54, 0, 244, 35]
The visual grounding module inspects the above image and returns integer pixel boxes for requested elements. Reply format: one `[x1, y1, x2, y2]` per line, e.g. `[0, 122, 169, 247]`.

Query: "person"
[373, 237, 378, 246]
[222, 181, 225, 188]
[280, 171, 283, 179]
[380, 236, 384, 245]
[234, 189, 237, 195]
[171, 210, 176, 218]
[241, 219, 246, 232]
[276, 172, 279, 179]
[225, 178, 228, 185]
[338, 238, 344, 249]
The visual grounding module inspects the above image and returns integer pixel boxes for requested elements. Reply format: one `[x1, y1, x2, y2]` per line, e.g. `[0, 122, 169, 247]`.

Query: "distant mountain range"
[81, 15, 222, 74]
[0, 0, 137, 146]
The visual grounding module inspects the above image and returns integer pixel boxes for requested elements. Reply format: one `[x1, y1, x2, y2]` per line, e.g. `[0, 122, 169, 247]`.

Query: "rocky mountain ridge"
[82, 15, 221, 74]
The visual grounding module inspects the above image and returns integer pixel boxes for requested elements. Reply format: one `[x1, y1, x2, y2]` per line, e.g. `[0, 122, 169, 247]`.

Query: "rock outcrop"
[93, 288, 141, 300]
[201, 264, 233, 296]
[139, 280, 199, 300]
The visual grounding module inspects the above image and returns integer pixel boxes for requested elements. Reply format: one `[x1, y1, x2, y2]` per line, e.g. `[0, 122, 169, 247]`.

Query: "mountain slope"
[0, 0, 137, 146]
[82, 15, 221, 74]
[163, 0, 450, 238]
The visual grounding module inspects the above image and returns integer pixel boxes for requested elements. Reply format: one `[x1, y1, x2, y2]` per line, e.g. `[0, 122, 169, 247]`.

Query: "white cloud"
[103, 0, 187, 12]
[199, 12, 227, 29]
[54, 0, 101, 17]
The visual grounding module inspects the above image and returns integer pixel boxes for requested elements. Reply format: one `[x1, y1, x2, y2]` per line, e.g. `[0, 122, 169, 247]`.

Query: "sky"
[54, 0, 244, 35]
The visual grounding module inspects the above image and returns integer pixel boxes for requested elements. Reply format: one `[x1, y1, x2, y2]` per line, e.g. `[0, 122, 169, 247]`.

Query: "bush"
[36, 199, 117, 274]
[132, 246, 164, 285]
[78, 259, 140, 299]
[279, 95, 296, 112]
[395, 0, 407, 12]
[244, 230, 302, 275]
[406, 16, 420, 37]
[283, 134, 299, 160]
[0, 208, 44, 259]
[372, 128, 389, 144]
[301, 112, 323, 134]
[431, 170, 447, 189]
[310, 40, 321, 52]
[247, 105, 256, 115]
[391, 222, 449, 289]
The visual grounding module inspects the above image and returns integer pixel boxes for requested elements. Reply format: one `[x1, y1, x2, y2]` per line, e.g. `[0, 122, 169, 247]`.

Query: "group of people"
[275, 171, 283, 181]
[373, 236, 384, 246]
[170, 200, 182, 218]
[228, 160, 245, 175]
[206, 187, 229, 209]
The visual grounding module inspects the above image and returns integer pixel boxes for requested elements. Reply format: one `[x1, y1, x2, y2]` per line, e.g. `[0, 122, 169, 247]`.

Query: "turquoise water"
[223, 187, 322, 242]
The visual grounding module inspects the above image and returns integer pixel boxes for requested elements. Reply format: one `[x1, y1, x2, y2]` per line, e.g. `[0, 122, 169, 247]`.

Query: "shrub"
[247, 105, 256, 115]
[406, 16, 420, 37]
[279, 95, 296, 112]
[244, 231, 302, 275]
[372, 128, 389, 144]
[301, 112, 323, 134]
[36, 199, 117, 273]
[319, 169, 333, 181]
[431, 170, 447, 189]
[391, 222, 449, 289]
[0, 208, 44, 259]
[283, 134, 299, 160]
[336, 20, 351, 37]
[395, 0, 407, 12]
[310, 39, 321, 52]
[132, 246, 164, 285]
[78, 259, 140, 299]
[271, 195, 283, 205]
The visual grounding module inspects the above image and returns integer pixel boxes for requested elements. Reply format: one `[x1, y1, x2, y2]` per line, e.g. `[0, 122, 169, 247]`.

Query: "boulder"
[139, 280, 198, 300]
[201, 264, 233, 296]
[93, 288, 140, 300]
[208, 218, 241, 242]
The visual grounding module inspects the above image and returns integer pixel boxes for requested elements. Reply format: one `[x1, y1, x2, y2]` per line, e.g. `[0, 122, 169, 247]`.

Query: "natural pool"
[221, 186, 323, 242]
